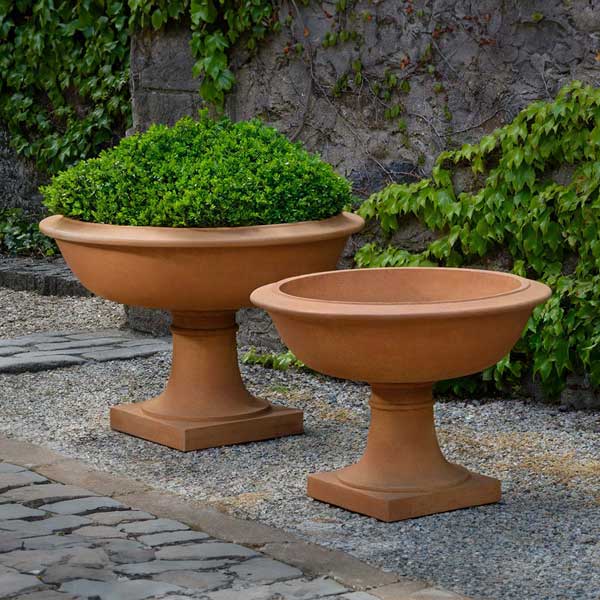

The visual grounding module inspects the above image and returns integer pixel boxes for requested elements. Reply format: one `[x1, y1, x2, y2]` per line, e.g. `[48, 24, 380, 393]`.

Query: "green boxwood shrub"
[42, 113, 352, 227]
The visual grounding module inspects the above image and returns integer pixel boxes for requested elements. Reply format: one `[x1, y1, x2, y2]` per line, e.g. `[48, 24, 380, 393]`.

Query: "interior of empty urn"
[279, 267, 526, 304]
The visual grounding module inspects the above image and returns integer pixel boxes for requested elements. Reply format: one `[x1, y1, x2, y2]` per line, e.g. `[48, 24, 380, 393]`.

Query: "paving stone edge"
[0, 434, 474, 600]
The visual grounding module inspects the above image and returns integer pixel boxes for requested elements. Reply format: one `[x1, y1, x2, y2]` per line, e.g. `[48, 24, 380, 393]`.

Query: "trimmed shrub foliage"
[356, 81, 600, 398]
[42, 114, 352, 227]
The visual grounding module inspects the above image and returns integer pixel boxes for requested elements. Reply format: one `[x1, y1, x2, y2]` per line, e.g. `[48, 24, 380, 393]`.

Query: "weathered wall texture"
[0, 127, 45, 215]
[132, 0, 600, 187]
[128, 0, 600, 348]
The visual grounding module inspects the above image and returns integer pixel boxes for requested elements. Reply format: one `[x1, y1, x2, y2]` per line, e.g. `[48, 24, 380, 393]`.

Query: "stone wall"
[127, 0, 600, 344]
[0, 127, 45, 215]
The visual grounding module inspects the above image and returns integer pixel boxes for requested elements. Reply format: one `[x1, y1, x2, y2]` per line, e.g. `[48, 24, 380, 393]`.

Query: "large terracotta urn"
[252, 267, 551, 521]
[40, 213, 364, 451]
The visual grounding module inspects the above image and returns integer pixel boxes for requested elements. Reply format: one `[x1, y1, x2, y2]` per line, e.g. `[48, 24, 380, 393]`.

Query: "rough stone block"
[229, 556, 303, 584]
[34, 338, 124, 352]
[155, 542, 258, 561]
[0, 572, 46, 596]
[206, 576, 347, 600]
[137, 529, 209, 547]
[97, 539, 155, 565]
[0, 464, 26, 474]
[0, 471, 47, 492]
[81, 345, 167, 362]
[41, 565, 117, 585]
[0, 355, 85, 374]
[115, 559, 234, 576]
[0, 504, 46, 520]
[151, 570, 230, 591]
[40, 497, 126, 515]
[119, 518, 188, 535]
[60, 579, 181, 600]
[75, 525, 127, 539]
[4, 484, 98, 507]
[36, 515, 92, 533]
[88, 510, 155, 526]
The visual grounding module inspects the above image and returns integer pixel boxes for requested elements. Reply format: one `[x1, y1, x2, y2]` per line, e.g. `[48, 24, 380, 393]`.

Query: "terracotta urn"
[251, 267, 551, 521]
[40, 213, 364, 451]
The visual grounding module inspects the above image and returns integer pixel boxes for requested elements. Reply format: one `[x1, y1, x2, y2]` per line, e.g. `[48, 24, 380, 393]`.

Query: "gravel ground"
[0, 346, 598, 600]
[0, 287, 124, 338]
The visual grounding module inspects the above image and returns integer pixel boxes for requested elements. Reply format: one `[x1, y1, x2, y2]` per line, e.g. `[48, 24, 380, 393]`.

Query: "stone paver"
[40, 496, 126, 515]
[0, 504, 46, 520]
[118, 518, 189, 535]
[0, 460, 453, 600]
[60, 579, 181, 600]
[137, 529, 210, 547]
[0, 330, 170, 374]
[229, 556, 303, 584]
[206, 577, 348, 599]
[3, 484, 99, 506]
[155, 541, 258, 561]
[0, 470, 47, 492]
[88, 511, 154, 526]
[0, 571, 47, 596]
[0, 464, 26, 474]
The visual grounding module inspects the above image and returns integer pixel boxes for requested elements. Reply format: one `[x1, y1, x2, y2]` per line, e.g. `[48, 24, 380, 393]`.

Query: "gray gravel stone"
[119, 518, 188, 535]
[60, 578, 181, 600]
[0, 471, 47, 492]
[88, 510, 155, 526]
[115, 559, 236, 576]
[0, 504, 46, 520]
[0, 572, 46, 597]
[228, 556, 303, 584]
[206, 577, 348, 600]
[155, 542, 258, 561]
[3, 484, 98, 507]
[40, 497, 126, 515]
[137, 529, 210, 547]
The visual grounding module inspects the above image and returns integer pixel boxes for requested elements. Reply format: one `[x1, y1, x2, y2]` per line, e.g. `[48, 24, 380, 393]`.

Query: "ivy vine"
[0, 0, 131, 173]
[0, 0, 274, 173]
[356, 81, 600, 398]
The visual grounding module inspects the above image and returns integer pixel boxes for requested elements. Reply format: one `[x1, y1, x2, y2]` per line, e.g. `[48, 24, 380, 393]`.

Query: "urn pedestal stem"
[307, 383, 501, 521]
[110, 310, 303, 451]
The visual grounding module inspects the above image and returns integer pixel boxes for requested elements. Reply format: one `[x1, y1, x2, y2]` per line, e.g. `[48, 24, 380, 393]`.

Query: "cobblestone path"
[0, 331, 170, 374]
[0, 461, 386, 600]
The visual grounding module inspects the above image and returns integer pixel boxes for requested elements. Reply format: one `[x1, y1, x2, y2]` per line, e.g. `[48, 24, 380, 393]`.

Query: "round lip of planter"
[39, 212, 365, 248]
[251, 266, 552, 320]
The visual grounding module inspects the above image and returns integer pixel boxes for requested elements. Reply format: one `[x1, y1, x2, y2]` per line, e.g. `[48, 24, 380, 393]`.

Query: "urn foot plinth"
[110, 311, 303, 451]
[307, 470, 500, 522]
[307, 384, 501, 521]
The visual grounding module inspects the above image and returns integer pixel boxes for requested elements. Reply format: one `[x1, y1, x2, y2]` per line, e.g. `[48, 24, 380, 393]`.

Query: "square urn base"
[307, 470, 501, 522]
[110, 403, 304, 451]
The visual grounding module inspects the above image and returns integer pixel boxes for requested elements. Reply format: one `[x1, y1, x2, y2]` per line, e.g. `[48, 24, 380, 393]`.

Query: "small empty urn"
[252, 267, 551, 521]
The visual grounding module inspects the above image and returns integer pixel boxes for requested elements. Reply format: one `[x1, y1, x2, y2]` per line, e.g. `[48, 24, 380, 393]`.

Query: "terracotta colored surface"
[251, 267, 551, 521]
[40, 213, 364, 451]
